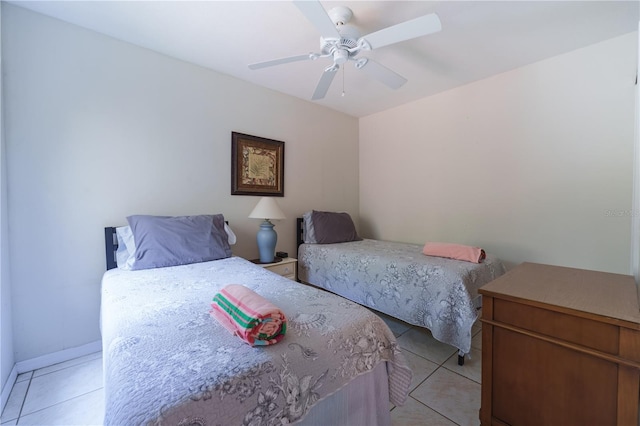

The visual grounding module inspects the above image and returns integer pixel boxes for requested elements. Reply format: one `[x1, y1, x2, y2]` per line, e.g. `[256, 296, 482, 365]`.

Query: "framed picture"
[231, 132, 285, 196]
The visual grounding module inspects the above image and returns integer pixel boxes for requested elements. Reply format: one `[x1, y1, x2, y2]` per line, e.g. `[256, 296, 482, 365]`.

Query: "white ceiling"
[11, 1, 640, 117]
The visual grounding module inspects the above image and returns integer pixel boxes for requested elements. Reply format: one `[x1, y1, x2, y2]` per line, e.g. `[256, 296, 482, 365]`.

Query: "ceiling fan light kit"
[248, 1, 442, 101]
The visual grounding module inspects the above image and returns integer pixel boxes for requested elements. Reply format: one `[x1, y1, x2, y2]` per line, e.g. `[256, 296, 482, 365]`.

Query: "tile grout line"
[15, 356, 104, 423]
[391, 327, 474, 426]
[406, 393, 463, 426]
[399, 344, 458, 368]
[407, 363, 480, 426]
[382, 320, 481, 425]
[440, 363, 481, 385]
[16, 386, 105, 423]
[401, 330, 482, 425]
[1, 374, 28, 423]
[15, 374, 32, 424]
[31, 353, 103, 380]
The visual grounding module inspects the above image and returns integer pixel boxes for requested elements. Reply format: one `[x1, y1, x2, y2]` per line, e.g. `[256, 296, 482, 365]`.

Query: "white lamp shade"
[248, 197, 286, 220]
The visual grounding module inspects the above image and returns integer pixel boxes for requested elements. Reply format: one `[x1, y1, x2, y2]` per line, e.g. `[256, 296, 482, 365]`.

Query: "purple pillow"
[311, 211, 362, 244]
[127, 214, 231, 270]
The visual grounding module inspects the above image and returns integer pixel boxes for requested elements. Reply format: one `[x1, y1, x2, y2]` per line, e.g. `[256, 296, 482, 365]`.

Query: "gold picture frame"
[231, 132, 284, 196]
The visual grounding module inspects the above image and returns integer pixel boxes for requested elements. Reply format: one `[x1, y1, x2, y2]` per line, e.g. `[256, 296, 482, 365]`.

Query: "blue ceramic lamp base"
[256, 219, 278, 263]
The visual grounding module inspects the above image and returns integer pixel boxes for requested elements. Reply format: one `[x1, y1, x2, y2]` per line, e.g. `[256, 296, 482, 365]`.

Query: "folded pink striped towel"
[210, 284, 287, 346]
[422, 242, 486, 264]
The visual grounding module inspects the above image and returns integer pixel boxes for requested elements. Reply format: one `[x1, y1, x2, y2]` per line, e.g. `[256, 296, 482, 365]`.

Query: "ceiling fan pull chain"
[342, 66, 345, 97]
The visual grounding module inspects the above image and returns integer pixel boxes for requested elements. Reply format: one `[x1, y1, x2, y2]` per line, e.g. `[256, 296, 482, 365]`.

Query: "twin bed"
[296, 212, 506, 365]
[101, 215, 412, 425]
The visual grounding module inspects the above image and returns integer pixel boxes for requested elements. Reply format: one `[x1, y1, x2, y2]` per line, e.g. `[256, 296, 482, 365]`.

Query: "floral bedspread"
[101, 256, 411, 426]
[298, 239, 506, 354]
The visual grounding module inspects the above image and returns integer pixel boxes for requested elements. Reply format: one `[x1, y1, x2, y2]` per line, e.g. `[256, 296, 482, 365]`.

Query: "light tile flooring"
[385, 315, 483, 426]
[1, 315, 482, 426]
[0, 351, 104, 426]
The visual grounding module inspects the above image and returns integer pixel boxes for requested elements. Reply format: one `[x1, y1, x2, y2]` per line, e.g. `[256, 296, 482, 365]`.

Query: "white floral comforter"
[101, 256, 411, 426]
[298, 239, 506, 354]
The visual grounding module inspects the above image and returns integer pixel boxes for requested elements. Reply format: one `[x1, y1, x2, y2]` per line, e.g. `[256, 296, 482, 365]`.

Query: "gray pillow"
[311, 210, 362, 244]
[127, 214, 232, 270]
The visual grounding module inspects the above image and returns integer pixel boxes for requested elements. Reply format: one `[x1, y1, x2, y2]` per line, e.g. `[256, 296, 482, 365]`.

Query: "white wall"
[0, 2, 16, 407]
[2, 4, 359, 361]
[360, 32, 637, 273]
[632, 22, 640, 285]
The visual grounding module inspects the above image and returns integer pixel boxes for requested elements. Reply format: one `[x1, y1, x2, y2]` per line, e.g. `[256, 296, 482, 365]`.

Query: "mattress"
[101, 256, 412, 425]
[298, 239, 506, 354]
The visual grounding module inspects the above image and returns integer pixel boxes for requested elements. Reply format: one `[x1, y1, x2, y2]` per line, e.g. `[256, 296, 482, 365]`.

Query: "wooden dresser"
[479, 262, 640, 426]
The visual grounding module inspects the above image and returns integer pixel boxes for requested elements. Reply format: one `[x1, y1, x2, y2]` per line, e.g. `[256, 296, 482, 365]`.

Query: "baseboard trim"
[1, 364, 18, 414]
[15, 340, 102, 374]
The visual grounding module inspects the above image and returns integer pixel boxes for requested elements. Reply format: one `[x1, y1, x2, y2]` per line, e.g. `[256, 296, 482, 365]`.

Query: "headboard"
[296, 217, 304, 249]
[105, 227, 118, 271]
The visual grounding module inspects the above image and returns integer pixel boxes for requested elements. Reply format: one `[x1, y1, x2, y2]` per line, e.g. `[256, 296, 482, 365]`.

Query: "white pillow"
[303, 211, 317, 244]
[224, 222, 237, 245]
[115, 222, 237, 269]
[115, 226, 136, 270]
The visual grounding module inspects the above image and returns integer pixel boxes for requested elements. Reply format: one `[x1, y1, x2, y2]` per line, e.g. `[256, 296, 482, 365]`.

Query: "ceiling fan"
[248, 1, 442, 100]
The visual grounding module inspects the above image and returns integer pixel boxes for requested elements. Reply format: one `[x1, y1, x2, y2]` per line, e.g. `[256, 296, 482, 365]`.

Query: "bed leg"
[458, 353, 465, 366]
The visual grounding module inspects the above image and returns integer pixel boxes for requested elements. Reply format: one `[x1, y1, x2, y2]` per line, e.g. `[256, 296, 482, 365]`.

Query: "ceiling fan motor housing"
[319, 6, 361, 59]
[319, 17, 361, 61]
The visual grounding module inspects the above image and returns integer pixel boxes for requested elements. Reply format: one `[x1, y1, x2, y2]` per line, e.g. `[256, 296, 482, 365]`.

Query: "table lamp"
[248, 197, 286, 263]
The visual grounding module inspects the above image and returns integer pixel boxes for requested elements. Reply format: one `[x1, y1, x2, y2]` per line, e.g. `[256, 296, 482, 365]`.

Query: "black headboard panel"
[105, 227, 118, 271]
[296, 218, 304, 249]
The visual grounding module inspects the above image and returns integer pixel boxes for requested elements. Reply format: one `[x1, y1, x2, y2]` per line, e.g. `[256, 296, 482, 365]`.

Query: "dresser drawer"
[268, 262, 295, 277]
[493, 298, 618, 354]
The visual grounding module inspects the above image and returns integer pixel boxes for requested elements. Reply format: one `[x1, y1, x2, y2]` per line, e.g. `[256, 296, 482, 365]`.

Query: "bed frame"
[295, 217, 467, 366]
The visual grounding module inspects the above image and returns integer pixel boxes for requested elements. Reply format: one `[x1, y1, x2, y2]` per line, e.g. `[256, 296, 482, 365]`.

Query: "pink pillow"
[423, 242, 486, 263]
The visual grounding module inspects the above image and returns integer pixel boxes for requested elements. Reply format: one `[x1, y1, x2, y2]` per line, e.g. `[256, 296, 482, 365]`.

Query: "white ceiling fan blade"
[248, 54, 312, 70]
[357, 59, 407, 90]
[293, 0, 341, 40]
[311, 69, 337, 100]
[360, 13, 441, 50]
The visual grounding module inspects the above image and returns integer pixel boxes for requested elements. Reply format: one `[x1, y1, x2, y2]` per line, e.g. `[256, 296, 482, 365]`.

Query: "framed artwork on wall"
[231, 132, 284, 196]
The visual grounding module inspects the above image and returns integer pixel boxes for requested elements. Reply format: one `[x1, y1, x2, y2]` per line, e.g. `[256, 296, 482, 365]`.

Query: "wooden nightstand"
[252, 257, 297, 281]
